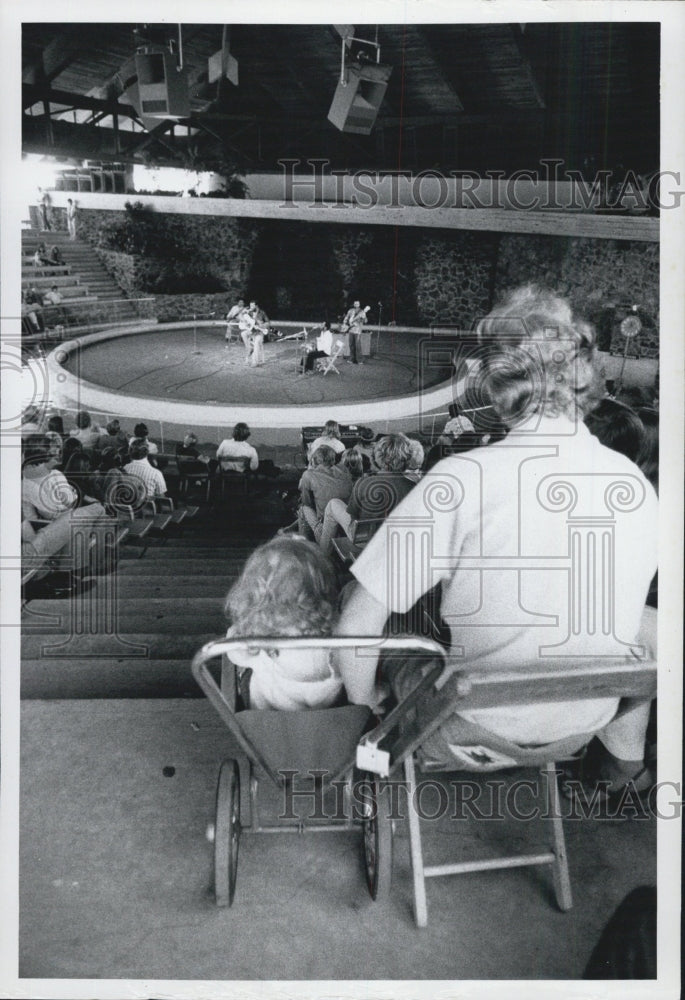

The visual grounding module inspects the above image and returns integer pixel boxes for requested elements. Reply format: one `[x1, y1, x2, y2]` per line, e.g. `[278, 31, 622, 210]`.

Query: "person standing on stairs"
[67, 199, 78, 240]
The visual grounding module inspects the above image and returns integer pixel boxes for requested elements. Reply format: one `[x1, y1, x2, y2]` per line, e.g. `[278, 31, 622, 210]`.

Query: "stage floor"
[63, 326, 452, 407]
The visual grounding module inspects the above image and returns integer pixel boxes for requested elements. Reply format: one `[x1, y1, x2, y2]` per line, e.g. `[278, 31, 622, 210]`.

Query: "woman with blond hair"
[336, 285, 658, 800]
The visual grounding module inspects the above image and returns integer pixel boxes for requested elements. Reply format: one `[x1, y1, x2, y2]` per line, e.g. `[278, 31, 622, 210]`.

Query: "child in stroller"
[224, 536, 344, 710]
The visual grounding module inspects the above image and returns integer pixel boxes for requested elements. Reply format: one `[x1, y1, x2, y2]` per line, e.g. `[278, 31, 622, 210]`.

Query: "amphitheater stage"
[48, 321, 461, 447]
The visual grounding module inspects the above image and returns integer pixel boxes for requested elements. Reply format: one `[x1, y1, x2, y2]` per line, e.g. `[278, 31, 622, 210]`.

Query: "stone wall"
[78, 207, 659, 357]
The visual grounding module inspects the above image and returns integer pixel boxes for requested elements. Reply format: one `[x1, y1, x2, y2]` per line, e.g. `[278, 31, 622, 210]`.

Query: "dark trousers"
[349, 332, 361, 363]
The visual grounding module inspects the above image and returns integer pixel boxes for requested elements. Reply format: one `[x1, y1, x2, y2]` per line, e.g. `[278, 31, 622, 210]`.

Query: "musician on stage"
[225, 298, 245, 344]
[240, 301, 269, 367]
[301, 322, 333, 373]
[341, 300, 370, 365]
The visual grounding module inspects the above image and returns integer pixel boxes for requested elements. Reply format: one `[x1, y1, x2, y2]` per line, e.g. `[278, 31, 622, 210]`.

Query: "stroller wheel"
[361, 773, 393, 901]
[214, 759, 241, 906]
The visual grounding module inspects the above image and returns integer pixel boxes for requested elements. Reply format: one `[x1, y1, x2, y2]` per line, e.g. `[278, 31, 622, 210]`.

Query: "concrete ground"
[20, 698, 656, 983]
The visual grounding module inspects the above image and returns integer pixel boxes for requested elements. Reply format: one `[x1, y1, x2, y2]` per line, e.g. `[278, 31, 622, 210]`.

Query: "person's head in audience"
[373, 434, 413, 473]
[476, 284, 601, 427]
[129, 439, 150, 461]
[584, 397, 644, 462]
[636, 407, 658, 492]
[98, 447, 121, 472]
[106, 419, 122, 437]
[232, 422, 251, 442]
[340, 448, 364, 480]
[47, 415, 64, 437]
[75, 410, 92, 430]
[322, 420, 341, 441]
[225, 536, 338, 638]
[61, 437, 84, 467]
[183, 432, 198, 448]
[22, 434, 58, 470]
[43, 431, 63, 462]
[134, 422, 149, 441]
[406, 439, 425, 471]
[310, 445, 337, 469]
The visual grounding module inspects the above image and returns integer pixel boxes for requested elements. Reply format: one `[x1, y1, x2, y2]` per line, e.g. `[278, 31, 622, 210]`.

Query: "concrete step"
[97, 575, 237, 597]
[117, 559, 247, 576]
[22, 597, 226, 634]
[21, 658, 202, 699]
[22, 266, 71, 277]
[22, 631, 214, 659]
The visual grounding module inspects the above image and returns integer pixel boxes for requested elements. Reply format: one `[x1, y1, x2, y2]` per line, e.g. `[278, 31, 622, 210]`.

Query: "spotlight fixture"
[327, 32, 392, 135]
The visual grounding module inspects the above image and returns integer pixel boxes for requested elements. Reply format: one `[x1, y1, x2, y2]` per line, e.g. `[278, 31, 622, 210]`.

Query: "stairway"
[21, 515, 274, 699]
[22, 231, 144, 325]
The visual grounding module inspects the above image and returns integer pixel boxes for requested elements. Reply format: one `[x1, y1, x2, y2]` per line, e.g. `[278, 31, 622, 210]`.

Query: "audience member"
[319, 433, 415, 555]
[123, 440, 167, 500]
[43, 285, 63, 306]
[223, 536, 343, 710]
[93, 448, 125, 506]
[95, 418, 129, 458]
[404, 439, 425, 482]
[297, 445, 353, 541]
[176, 432, 211, 475]
[47, 414, 65, 438]
[22, 434, 107, 583]
[216, 422, 259, 472]
[129, 422, 159, 456]
[69, 410, 103, 452]
[22, 289, 46, 332]
[307, 419, 346, 459]
[352, 426, 376, 472]
[32, 242, 51, 266]
[49, 245, 64, 265]
[335, 284, 658, 803]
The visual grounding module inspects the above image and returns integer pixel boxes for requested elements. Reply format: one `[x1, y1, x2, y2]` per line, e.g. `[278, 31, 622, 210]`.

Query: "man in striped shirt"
[123, 440, 167, 500]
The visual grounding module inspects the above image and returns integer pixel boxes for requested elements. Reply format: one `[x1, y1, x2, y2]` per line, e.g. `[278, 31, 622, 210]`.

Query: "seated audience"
[352, 426, 376, 472]
[319, 433, 416, 556]
[49, 244, 64, 265]
[69, 410, 103, 452]
[216, 422, 259, 473]
[43, 285, 63, 306]
[22, 434, 107, 582]
[297, 445, 353, 541]
[335, 285, 658, 802]
[32, 243, 52, 266]
[47, 414, 65, 438]
[339, 448, 364, 483]
[21, 406, 43, 436]
[129, 422, 159, 456]
[21, 290, 45, 333]
[307, 419, 346, 459]
[93, 447, 125, 507]
[223, 536, 343, 710]
[63, 443, 98, 506]
[95, 418, 129, 458]
[176, 431, 211, 475]
[404, 439, 425, 483]
[123, 439, 167, 500]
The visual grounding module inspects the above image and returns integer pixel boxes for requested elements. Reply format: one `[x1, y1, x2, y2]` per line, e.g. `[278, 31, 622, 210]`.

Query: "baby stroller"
[191, 634, 445, 907]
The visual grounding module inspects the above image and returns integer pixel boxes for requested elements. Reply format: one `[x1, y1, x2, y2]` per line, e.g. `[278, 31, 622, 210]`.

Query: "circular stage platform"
[48, 322, 459, 442]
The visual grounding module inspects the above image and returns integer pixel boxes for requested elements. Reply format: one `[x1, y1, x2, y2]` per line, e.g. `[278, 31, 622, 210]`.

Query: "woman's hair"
[310, 444, 336, 468]
[406, 438, 425, 470]
[22, 434, 51, 467]
[184, 431, 198, 444]
[75, 410, 92, 430]
[225, 536, 339, 637]
[476, 285, 601, 425]
[323, 420, 341, 439]
[47, 415, 64, 436]
[106, 419, 121, 435]
[233, 422, 250, 442]
[636, 407, 659, 492]
[340, 448, 364, 479]
[98, 446, 121, 472]
[61, 437, 84, 466]
[134, 422, 148, 438]
[373, 433, 413, 472]
[584, 397, 645, 462]
[129, 439, 149, 460]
